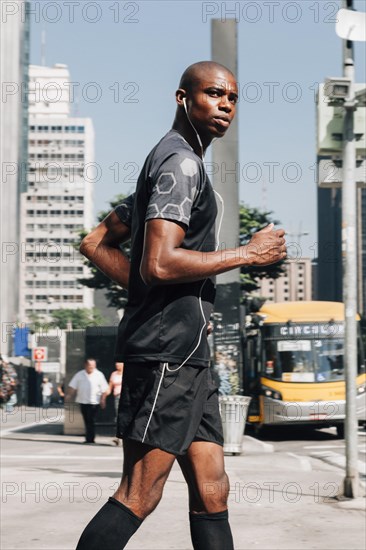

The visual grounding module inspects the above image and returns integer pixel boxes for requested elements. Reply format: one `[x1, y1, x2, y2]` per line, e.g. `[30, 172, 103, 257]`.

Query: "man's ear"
[176, 88, 187, 106]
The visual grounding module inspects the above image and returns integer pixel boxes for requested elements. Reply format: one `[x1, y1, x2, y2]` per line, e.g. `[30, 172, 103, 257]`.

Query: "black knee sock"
[189, 510, 234, 550]
[76, 497, 143, 550]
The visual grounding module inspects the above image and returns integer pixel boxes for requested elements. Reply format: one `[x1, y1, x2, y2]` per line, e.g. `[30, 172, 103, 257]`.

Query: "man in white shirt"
[66, 358, 109, 444]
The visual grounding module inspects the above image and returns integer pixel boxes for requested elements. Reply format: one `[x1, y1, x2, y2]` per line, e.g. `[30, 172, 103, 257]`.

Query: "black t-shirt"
[114, 129, 218, 366]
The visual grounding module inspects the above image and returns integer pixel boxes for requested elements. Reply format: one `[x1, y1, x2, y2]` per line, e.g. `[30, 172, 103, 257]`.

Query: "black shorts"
[116, 362, 224, 455]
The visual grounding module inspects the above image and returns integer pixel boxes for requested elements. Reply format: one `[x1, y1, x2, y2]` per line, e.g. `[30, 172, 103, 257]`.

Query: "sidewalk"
[1, 406, 365, 550]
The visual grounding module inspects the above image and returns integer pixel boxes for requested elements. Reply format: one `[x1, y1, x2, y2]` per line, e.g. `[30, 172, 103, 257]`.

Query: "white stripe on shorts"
[141, 362, 167, 443]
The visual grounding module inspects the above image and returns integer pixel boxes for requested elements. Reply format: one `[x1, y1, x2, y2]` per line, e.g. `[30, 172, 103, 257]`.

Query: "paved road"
[251, 424, 366, 487]
[1, 407, 365, 550]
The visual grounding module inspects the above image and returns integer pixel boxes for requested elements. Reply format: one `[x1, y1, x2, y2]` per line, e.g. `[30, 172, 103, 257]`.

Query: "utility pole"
[341, 0, 359, 498]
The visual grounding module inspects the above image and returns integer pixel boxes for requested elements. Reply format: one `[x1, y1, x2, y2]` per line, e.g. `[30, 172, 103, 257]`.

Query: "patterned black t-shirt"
[114, 129, 218, 366]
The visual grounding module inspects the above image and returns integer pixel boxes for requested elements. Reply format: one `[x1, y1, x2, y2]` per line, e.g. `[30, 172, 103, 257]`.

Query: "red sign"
[32, 347, 48, 362]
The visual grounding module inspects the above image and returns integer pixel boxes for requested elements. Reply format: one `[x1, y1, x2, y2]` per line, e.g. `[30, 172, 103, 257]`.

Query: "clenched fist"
[241, 223, 286, 267]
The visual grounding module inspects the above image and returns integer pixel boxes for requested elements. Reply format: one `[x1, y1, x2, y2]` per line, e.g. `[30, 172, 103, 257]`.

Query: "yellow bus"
[243, 301, 366, 437]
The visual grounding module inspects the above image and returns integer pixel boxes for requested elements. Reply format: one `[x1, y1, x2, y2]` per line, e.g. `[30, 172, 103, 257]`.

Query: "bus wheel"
[336, 424, 345, 439]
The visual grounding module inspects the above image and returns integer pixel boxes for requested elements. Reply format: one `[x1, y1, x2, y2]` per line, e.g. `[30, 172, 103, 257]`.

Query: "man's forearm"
[65, 388, 76, 403]
[80, 210, 131, 288]
[142, 245, 250, 285]
[82, 243, 130, 289]
[141, 220, 286, 286]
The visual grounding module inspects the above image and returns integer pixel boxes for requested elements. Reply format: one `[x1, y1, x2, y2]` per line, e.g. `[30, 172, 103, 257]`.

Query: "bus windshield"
[263, 338, 347, 382]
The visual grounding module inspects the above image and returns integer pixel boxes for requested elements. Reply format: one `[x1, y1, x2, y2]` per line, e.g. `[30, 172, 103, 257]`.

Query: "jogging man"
[77, 61, 286, 549]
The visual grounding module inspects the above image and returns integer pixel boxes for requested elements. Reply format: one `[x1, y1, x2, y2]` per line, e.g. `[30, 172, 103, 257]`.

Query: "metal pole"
[342, 0, 359, 497]
[357, 187, 363, 314]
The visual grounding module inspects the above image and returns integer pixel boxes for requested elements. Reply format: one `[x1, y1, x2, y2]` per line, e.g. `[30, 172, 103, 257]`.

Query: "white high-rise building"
[19, 64, 94, 323]
[0, 1, 30, 352]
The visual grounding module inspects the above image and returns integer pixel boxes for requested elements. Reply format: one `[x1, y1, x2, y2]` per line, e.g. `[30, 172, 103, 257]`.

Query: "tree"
[50, 308, 105, 329]
[239, 203, 285, 295]
[76, 194, 130, 310]
[77, 195, 285, 307]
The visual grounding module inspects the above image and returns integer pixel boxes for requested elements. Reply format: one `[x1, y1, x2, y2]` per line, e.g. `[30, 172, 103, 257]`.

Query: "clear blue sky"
[29, 0, 366, 257]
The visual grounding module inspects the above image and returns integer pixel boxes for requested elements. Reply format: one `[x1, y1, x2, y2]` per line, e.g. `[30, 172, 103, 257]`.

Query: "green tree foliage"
[50, 308, 105, 329]
[77, 195, 285, 307]
[28, 309, 105, 331]
[239, 203, 285, 294]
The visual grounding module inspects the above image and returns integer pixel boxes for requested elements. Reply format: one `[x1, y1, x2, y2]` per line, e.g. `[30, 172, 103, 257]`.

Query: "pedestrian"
[41, 377, 53, 408]
[77, 61, 286, 549]
[57, 380, 65, 405]
[65, 358, 109, 444]
[108, 362, 124, 446]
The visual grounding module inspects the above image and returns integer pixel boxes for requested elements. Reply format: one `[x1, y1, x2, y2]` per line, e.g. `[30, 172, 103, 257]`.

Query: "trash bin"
[219, 395, 251, 455]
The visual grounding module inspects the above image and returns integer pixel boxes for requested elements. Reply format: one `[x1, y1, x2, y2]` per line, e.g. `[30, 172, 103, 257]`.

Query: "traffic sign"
[41, 362, 60, 373]
[32, 347, 48, 362]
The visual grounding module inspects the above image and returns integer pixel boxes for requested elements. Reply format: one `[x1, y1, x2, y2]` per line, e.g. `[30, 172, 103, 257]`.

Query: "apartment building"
[253, 258, 312, 303]
[19, 64, 94, 323]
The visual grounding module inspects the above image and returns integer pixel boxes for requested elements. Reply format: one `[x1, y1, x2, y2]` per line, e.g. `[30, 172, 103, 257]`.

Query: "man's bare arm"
[65, 387, 77, 403]
[140, 219, 286, 285]
[80, 211, 131, 289]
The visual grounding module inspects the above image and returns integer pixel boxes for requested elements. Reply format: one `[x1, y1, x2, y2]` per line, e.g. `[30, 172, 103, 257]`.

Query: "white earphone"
[181, 95, 204, 159]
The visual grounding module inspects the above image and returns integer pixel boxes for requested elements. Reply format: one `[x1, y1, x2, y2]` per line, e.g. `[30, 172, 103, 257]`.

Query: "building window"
[49, 281, 61, 287]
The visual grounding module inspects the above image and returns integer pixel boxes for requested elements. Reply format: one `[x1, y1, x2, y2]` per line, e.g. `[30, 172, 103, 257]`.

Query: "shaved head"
[173, 60, 238, 153]
[178, 61, 236, 94]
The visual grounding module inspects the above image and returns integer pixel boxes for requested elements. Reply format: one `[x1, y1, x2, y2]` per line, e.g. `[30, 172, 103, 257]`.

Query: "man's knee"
[198, 471, 230, 513]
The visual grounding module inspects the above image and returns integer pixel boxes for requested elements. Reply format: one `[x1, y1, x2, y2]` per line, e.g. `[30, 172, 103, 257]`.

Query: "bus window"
[264, 340, 315, 382]
[313, 339, 344, 382]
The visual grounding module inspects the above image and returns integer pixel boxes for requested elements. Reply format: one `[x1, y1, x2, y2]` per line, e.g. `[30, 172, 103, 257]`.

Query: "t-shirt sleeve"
[114, 193, 135, 227]
[68, 372, 79, 390]
[146, 153, 201, 228]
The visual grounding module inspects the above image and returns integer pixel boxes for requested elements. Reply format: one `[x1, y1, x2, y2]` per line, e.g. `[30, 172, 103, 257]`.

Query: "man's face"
[85, 360, 96, 374]
[185, 67, 238, 141]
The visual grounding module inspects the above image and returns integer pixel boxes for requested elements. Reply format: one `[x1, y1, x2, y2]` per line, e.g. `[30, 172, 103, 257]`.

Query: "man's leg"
[88, 404, 99, 443]
[79, 404, 89, 442]
[177, 441, 234, 550]
[80, 404, 98, 443]
[76, 439, 176, 549]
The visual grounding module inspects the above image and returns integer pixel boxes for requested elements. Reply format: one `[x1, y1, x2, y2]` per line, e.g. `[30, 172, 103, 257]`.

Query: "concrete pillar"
[211, 20, 243, 394]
